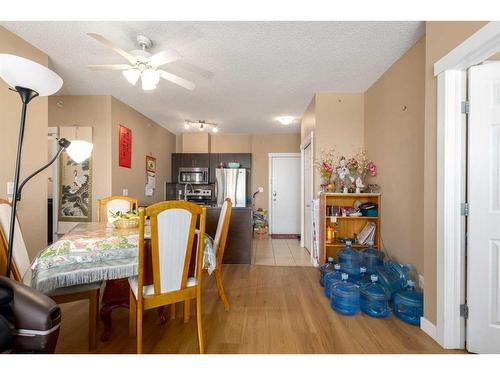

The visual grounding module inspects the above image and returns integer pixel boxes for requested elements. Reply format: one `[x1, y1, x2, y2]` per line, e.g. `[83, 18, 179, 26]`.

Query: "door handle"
[272, 191, 277, 197]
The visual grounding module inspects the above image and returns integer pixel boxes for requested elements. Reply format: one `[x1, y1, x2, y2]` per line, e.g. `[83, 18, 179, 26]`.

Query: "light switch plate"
[257, 187, 264, 193]
[122, 189, 128, 196]
[7, 182, 14, 195]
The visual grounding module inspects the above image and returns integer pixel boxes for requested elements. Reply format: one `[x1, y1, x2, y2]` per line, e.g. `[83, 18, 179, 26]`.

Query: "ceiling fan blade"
[87, 33, 137, 64]
[149, 49, 181, 67]
[159, 70, 195, 90]
[168, 60, 214, 80]
[88, 64, 132, 71]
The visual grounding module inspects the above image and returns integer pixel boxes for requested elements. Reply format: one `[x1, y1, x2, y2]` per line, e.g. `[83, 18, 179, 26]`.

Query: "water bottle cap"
[345, 240, 352, 246]
[360, 266, 367, 273]
[370, 274, 378, 282]
[334, 264, 341, 270]
[341, 273, 348, 281]
[327, 256, 334, 262]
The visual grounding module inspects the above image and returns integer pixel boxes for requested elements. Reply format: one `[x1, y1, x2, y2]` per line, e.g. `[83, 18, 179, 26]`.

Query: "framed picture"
[118, 125, 132, 168]
[58, 150, 92, 222]
[146, 155, 156, 173]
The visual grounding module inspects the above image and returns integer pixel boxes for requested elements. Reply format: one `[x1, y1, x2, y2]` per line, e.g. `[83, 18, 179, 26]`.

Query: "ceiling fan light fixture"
[277, 116, 295, 125]
[141, 68, 160, 87]
[122, 69, 140, 85]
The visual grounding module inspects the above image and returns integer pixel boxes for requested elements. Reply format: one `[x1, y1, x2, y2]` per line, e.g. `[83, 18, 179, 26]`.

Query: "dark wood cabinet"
[172, 152, 252, 189]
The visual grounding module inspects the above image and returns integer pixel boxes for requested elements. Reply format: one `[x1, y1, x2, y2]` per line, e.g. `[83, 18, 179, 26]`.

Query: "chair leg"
[170, 303, 176, 320]
[136, 302, 143, 354]
[215, 268, 230, 311]
[184, 300, 191, 323]
[129, 288, 136, 338]
[195, 286, 204, 354]
[88, 289, 99, 352]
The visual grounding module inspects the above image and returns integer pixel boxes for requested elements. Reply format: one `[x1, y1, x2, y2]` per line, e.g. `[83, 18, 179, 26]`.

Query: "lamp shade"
[0, 54, 63, 96]
[66, 140, 93, 163]
[123, 69, 140, 85]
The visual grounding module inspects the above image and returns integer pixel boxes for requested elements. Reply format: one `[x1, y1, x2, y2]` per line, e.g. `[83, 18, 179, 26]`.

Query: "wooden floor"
[56, 264, 463, 354]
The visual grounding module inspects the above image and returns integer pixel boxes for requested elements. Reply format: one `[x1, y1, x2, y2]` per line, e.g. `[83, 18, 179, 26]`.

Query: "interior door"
[467, 62, 500, 353]
[270, 154, 301, 235]
[303, 144, 312, 252]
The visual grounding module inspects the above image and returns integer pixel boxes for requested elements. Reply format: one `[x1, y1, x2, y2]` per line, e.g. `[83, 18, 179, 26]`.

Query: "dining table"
[24, 222, 216, 341]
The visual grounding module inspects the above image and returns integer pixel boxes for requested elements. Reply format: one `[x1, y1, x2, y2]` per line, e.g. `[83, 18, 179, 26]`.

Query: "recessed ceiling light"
[277, 116, 295, 125]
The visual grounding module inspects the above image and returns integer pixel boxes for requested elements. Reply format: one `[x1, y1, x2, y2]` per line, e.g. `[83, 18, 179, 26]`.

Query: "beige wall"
[0, 26, 49, 258]
[364, 37, 426, 274]
[48, 95, 112, 223]
[180, 133, 210, 153]
[300, 97, 316, 141]
[210, 134, 252, 153]
[423, 21, 488, 324]
[110, 97, 176, 205]
[301, 92, 365, 193]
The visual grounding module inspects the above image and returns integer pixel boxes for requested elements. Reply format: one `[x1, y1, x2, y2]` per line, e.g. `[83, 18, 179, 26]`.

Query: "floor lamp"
[0, 54, 92, 277]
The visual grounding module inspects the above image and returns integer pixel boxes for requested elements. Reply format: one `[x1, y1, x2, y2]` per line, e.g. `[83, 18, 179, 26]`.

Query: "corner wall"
[110, 97, 176, 205]
[364, 37, 425, 274]
[0, 26, 49, 258]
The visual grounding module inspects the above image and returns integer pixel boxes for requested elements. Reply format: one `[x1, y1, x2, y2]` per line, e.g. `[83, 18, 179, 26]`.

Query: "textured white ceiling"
[1, 21, 424, 134]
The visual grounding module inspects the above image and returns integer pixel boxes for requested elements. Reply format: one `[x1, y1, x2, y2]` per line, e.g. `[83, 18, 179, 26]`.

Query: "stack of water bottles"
[319, 240, 424, 325]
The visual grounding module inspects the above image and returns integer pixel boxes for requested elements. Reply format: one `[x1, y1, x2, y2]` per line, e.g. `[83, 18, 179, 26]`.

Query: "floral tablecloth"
[26, 222, 215, 293]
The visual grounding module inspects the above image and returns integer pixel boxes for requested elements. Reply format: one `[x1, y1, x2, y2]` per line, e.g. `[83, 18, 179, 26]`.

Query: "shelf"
[326, 243, 372, 248]
[326, 216, 379, 220]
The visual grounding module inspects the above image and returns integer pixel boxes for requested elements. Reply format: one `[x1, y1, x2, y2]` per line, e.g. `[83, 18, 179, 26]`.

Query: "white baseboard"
[420, 317, 438, 342]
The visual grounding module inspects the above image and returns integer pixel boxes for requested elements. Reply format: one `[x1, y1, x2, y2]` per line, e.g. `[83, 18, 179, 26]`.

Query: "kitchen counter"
[205, 205, 253, 264]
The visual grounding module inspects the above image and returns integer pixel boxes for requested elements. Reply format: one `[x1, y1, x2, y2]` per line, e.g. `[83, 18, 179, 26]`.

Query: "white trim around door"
[433, 21, 500, 349]
[300, 132, 314, 250]
[268, 153, 301, 236]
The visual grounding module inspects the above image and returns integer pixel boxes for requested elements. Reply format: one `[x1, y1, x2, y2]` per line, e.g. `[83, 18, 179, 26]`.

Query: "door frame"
[430, 21, 500, 349]
[300, 131, 314, 251]
[268, 152, 301, 235]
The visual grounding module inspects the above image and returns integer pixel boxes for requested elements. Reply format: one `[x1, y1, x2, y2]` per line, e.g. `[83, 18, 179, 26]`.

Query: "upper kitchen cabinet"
[217, 153, 252, 169]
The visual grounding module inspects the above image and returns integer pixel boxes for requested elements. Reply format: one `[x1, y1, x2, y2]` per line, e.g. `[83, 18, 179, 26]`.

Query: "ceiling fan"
[87, 33, 199, 91]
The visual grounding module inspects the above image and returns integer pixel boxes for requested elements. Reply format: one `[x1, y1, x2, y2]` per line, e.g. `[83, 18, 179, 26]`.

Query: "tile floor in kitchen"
[252, 238, 312, 266]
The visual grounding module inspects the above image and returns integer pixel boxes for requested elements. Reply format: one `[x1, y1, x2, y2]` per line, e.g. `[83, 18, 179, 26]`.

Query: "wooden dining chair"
[211, 198, 233, 311]
[181, 198, 233, 323]
[97, 196, 139, 223]
[128, 201, 207, 354]
[0, 198, 101, 351]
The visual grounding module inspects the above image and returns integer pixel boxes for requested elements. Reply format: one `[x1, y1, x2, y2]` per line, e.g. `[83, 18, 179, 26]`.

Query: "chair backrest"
[0, 199, 31, 281]
[97, 196, 139, 223]
[136, 201, 206, 299]
[213, 198, 233, 266]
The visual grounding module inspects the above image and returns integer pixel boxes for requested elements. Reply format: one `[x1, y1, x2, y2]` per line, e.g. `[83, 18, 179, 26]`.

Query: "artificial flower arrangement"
[315, 147, 377, 193]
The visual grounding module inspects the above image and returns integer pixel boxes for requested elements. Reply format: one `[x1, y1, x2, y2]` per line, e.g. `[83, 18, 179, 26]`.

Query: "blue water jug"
[393, 280, 423, 326]
[376, 261, 411, 299]
[330, 273, 360, 316]
[324, 264, 342, 298]
[361, 241, 385, 273]
[355, 266, 373, 287]
[319, 256, 335, 287]
[337, 240, 363, 279]
[360, 274, 391, 318]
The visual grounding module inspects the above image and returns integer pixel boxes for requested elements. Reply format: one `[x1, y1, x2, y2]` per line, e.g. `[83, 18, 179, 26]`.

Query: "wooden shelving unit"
[319, 193, 381, 263]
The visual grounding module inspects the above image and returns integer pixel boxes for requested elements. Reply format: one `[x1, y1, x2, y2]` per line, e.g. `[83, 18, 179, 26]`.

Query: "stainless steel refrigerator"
[215, 168, 246, 207]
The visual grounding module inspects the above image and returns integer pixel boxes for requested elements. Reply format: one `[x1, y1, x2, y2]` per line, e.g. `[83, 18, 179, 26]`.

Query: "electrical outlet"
[122, 189, 128, 196]
[258, 187, 264, 193]
[419, 274, 424, 289]
[7, 182, 14, 195]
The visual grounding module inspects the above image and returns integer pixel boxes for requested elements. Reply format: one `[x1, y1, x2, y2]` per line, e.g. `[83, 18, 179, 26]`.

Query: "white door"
[303, 144, 312, 252]
[270, 154, 301, 235]
[467, 62, 500, 353]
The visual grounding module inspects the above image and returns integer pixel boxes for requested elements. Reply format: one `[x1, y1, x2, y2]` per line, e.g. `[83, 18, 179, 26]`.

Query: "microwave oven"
[178, 167, 209, 185]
